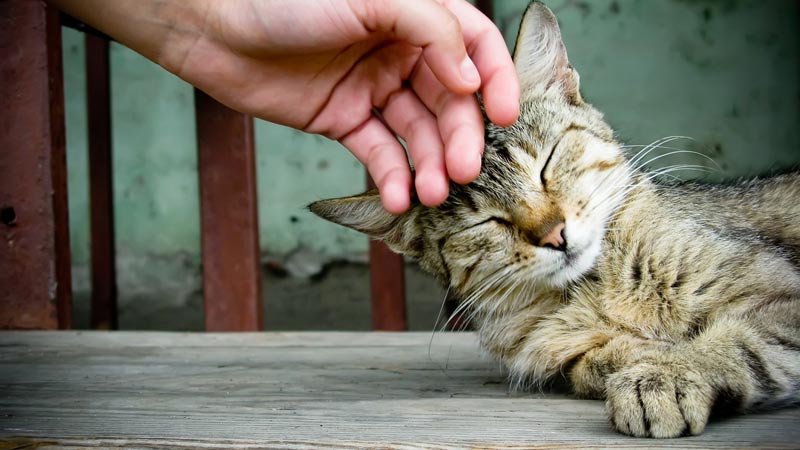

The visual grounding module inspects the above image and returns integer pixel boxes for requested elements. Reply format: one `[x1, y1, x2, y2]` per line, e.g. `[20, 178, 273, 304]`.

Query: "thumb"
[351, 0, 481, 94]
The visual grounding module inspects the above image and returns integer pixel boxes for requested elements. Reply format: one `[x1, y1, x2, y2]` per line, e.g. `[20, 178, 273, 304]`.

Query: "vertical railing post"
[367, 176, 407, 331]
[476, 0, 495, 21]
[85, 33, 118, 330]
[195, 90, 263, 332]
[0, 0, 72, 329]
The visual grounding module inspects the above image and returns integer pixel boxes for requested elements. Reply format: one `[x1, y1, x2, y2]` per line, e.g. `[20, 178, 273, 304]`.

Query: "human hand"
[51, 0, 520, 213]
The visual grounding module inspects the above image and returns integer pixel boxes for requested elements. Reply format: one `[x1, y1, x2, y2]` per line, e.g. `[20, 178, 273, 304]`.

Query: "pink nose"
[539, 222, 566, 251]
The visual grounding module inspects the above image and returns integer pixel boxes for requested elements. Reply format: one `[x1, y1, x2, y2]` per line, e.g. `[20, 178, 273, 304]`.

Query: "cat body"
[311, 1, 800, 438]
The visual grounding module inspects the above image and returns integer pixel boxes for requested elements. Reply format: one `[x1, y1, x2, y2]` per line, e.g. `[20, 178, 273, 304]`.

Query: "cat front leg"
[568, 333, 671, 399]
[565, 330, 710, 437]
[605, 314, 800, 438]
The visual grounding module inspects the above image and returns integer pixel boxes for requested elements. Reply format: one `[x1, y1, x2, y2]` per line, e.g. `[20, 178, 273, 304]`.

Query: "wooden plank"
[0, 0, 72, 329]
[367, 176, 407, 331]
[194, 90, 263, 332]
[85, 33, 117, 330]
[0, 332, 798, 449]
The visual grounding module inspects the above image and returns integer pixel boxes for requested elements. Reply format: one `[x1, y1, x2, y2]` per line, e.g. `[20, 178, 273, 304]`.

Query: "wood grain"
[0, 332, 797, 449]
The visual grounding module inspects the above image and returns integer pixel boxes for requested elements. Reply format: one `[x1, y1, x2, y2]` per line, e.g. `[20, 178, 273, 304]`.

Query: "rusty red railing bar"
[195, 89, 263, 332]
[0, 1, 72, 329]
[85, 33, 118, 330]
[477, 0, 495, 21]
[366, 176, 408, 331]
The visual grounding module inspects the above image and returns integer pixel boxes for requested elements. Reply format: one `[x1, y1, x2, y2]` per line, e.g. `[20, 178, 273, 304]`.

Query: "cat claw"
[605, 362, 714, 438]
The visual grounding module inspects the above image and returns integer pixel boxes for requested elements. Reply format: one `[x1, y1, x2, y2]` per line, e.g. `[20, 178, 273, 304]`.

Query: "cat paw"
[605, 362, 714, 438]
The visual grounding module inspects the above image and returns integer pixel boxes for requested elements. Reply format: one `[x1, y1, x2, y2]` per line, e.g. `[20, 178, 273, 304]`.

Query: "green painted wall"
[65, 0, 799, 264]
[62, 0, 798, 327]
[496, 0, 798, 178]
[64, 32, 366, 266]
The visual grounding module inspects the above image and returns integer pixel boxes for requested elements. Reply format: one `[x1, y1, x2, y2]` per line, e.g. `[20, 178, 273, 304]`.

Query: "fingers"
[411, 60, 484, 185]
[351, 0, 518, 190]
[352, 0, 519, 127]
[338, 86, 456, 211]
[339, 116, 412, 214]
[382, 89, 449, 207]
[324, 0, 522, 211]
[303, 41, 420, 139]
[442, 0, 520, 126]
[351, 0, 480, 94]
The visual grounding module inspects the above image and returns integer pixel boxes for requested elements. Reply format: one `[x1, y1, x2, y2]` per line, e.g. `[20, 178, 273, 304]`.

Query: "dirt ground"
[72, 261, 447, 332]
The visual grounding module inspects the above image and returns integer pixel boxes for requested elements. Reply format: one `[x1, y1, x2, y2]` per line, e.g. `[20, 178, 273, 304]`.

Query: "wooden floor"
[0, 332, 798, 449]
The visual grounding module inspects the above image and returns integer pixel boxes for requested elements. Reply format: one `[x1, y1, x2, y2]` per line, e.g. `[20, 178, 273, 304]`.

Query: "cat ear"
[513, 1, 583, 105]
[308, 191, 423, 258]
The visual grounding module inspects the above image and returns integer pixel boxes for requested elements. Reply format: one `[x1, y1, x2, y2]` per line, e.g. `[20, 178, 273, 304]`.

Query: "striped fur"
[309, 1, 800, 438]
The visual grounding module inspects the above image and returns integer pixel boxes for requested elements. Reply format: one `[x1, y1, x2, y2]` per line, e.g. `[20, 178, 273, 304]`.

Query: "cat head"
[310, 1, 631, 299]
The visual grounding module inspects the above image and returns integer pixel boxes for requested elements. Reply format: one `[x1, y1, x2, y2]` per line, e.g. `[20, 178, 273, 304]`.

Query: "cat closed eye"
[490, 217, 514, 228]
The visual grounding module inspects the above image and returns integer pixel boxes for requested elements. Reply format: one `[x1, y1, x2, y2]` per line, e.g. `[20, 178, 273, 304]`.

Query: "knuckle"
[404, 114, 431, 138]
[435, 11, 462, 42]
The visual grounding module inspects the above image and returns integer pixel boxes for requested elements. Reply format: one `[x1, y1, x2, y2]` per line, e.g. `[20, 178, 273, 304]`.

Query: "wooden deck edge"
[5, 436, 792, 450]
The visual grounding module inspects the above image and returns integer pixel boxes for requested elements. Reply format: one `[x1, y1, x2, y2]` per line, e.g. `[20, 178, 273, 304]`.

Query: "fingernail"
[472, 148, 484, 174]
[460, 57, 480, 85]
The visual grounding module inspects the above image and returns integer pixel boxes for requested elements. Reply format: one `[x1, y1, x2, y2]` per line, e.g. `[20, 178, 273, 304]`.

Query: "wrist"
[147, 0, 218, 75]
[48, 0, 214, 75]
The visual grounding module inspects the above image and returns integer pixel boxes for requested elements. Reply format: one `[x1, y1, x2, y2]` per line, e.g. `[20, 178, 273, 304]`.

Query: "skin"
[49, 0, 521, 213]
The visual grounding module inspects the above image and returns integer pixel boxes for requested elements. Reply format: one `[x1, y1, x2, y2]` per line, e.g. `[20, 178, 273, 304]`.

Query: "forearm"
[48, 0, 211, 73]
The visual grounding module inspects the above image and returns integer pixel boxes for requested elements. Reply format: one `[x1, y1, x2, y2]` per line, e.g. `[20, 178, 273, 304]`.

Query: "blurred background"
[61, 0, 799, 330]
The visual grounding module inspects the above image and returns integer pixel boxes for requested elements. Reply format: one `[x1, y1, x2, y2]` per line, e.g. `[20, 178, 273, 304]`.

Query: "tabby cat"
[310, 1, 800, 438]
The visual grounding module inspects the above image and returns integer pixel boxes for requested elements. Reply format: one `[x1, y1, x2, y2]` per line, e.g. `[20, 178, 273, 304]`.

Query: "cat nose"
[539, 222, 567, 251]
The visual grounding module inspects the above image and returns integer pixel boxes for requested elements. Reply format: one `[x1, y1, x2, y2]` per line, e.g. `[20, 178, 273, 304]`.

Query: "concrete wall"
[496, 0, 798, 178]
[63, 35, 366, 267]
[62, 0, 799, 329]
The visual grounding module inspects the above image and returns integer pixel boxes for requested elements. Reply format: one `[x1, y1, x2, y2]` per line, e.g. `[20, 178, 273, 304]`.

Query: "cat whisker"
[622, 141, 724, 175]
[625, 136, 693, 170]
[590, 182, 645, 228]
[582, 151, 635, 208]
[620, 136, 679, 166]
[621, 144, 703, 157]
[429, 286, 450, 342]
[582, 170, 637, 220]
[603, 164, 713, 212]
[638, 150, 722, 174]
[646, 165, 715, 183]
[606, 183, 653, 209]
[454, 262, 549, 331]
[446, 265, 517, 329]
[479, 276, 525, 323]
[426, 287, 456, 377]
[601, 164, 715, 226]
